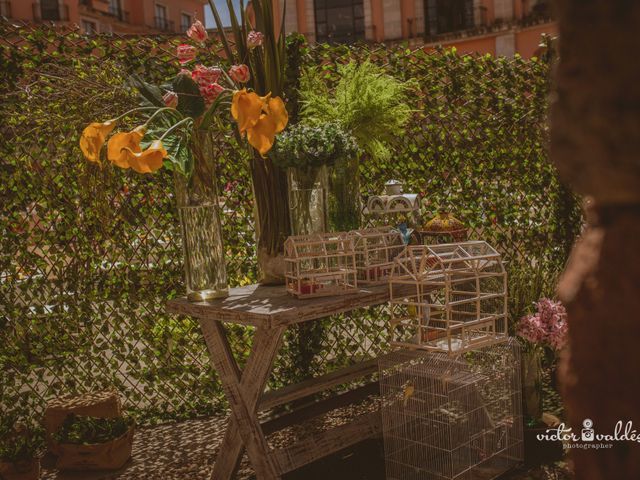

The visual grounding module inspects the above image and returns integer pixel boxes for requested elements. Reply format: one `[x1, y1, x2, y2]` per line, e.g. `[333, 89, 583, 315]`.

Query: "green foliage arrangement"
[300, 60, 413, 161]
[269, 122, 359, 170]
[0, 417, 42, 464]
[54, 415, 133, 445]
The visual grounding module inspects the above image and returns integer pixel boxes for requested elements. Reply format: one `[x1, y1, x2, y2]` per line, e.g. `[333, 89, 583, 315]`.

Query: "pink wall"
[516, 23, 558, 58]
[10, 1, 35, 21]
[425, 35, 497, 56]
[11, 1, 204, 32]
[423, 23, 557, 59]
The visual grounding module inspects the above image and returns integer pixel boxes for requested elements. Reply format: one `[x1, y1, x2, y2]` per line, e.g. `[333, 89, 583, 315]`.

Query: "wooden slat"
[271, 410, 382, 474]
[259, 350, 415, 411]
[259, 359, 378, 411]
[167, 283, 394, 327]
[262, 383, 379, 435]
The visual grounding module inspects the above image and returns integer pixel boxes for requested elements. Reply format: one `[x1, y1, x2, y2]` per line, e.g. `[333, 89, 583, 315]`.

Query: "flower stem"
[160, 118, 193, 141]
[112, 107, 158, 122]
[143, 107, 183, 127]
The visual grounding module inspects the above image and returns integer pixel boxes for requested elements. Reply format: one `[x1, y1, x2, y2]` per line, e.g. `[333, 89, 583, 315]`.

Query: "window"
[181, 13, 192, 32]
[314, 0, 364, 44]
[424, 0, 474, 37]
[155, 3, 169, 30]
[81, 19, 98, 34]
[108, 0, 124, 20]
[41, 0, 61, 21]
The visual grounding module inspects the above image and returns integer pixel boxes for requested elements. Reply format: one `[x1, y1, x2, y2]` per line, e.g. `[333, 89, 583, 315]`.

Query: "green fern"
[300, 61, 413, 161]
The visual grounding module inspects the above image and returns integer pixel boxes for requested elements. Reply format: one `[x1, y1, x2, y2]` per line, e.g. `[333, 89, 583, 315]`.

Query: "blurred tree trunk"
[552, 1, 640, 479]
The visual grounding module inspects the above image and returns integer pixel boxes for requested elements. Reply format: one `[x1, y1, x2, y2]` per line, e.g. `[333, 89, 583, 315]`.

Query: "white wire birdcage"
[379, 338, 523, 480]
[389, 241, 508, 354]
[349, 227, 405, 285]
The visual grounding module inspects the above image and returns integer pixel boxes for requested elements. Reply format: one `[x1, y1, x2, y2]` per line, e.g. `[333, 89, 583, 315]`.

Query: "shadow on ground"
[40, 415, 571, 480]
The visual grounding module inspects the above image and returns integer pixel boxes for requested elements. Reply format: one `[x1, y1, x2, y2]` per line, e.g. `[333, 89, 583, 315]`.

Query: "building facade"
[2, 0, 206, 35]
[280, 0, 555, 58]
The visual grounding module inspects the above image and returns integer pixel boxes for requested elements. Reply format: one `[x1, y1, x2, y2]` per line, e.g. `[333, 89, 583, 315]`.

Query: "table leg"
[200, 320, 285, 480]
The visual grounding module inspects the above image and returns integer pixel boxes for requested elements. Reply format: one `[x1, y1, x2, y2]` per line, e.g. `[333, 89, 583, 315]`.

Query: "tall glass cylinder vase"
[287, 166, 328, 235]
[522, 347, 543, 423]
[174, 131, 228, 301]
[328, 156, 361, 232]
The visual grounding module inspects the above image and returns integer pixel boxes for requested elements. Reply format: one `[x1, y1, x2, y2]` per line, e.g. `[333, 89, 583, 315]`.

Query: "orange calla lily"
[107, 126, 146, 169]
[79, 121, 115, 163]
[123, 140, 168, 174]
[231, 89, 263, 133]
[266, 96, 288, 134]
[231, 90, 288, 155]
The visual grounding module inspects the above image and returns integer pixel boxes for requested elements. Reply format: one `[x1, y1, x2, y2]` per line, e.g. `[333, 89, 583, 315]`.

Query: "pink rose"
[229, 64, 250, 84]
[179, 68, 191, 76]
[200, 83, 225, 106]
[176, 44, 197, 64]
[247, 31, 264, 49]
[191, 64, 222, 87]
[187, 20, 207, 43]
[163, 91, 178, 108]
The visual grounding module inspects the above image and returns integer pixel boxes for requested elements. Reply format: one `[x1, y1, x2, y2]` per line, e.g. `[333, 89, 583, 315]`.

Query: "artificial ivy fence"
[0, 21, 581, 425]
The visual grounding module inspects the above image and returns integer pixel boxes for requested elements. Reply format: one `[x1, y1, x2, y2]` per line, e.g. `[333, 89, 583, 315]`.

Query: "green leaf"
[162, 132, 193, 177]
[172, 74, 205, 119]
[128, 73, 163, 107]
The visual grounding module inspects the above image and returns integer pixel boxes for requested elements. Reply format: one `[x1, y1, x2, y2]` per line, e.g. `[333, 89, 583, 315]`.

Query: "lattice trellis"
[0, 21, 580, 425]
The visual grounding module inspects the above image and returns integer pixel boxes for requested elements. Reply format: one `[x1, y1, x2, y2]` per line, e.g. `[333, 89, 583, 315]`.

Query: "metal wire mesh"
[0, 21, 579, 424]
[379, 338, 523, 480]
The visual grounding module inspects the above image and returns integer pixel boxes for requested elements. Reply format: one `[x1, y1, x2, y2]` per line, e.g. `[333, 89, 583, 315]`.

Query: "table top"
[166, 283, 392, 328]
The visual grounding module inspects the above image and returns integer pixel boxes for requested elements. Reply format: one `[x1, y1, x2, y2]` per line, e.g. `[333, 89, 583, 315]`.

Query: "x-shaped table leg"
[199, 320, 285, 480]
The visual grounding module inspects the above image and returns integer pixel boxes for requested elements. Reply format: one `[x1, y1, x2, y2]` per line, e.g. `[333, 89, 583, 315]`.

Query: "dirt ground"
[40, 414, 572, 480]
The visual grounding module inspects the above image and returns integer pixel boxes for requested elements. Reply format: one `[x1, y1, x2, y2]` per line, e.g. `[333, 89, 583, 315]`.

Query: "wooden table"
[167, 284, 395, 480]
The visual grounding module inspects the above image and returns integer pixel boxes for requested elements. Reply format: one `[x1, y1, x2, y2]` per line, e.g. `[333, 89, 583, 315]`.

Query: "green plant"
[54, 415, 133, 445]
[269, 122, 359, 170]
[0, 417, 42, 464]
[300, 60, 413, 161]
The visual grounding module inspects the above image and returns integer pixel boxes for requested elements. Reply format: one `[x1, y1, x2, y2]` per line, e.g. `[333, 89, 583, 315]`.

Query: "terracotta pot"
[0, 458, 40, 480]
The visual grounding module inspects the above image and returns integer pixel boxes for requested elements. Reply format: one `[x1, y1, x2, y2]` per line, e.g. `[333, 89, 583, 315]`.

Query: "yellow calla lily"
[107, 126, 146, 169]
[231, 90, 289, 155]
[247, 113, 281, 156]
[123, 140, 168, 174]
[266, 96, 288, 134]
[79, 121, 115, 163]
[231, 89, 263, 134]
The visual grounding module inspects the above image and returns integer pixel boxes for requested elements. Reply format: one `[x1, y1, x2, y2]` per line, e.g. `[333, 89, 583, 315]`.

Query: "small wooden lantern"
[389, 241, 507, 354]
[349, 227, 405, 285]
[285, 233, 358, 298]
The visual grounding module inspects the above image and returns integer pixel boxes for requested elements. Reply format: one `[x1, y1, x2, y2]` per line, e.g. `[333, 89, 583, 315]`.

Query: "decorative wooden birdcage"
[380, 339, 523, 480]
[389, 241, 507, 354]
[284, 233, 358, 298]
[349, 227, 405, 285]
